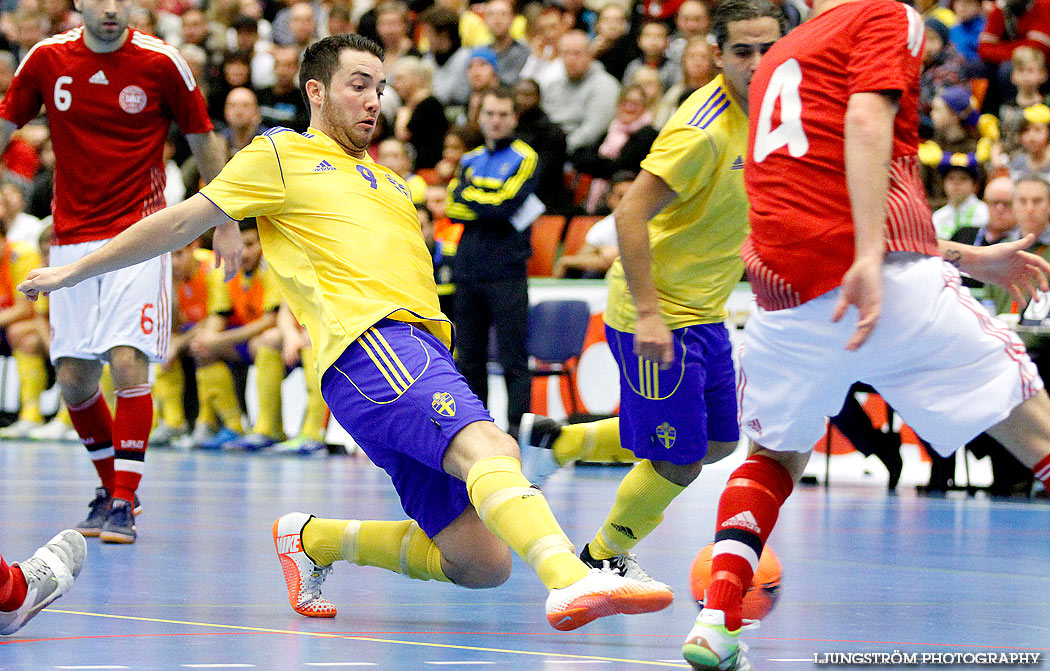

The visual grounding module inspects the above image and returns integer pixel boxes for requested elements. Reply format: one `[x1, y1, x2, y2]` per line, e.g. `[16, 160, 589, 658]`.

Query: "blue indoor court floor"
[0, 440, 1048, 670]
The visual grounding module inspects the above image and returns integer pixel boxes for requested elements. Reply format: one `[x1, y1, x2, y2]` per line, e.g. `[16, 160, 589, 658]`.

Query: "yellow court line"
[47, 610, 689, 668]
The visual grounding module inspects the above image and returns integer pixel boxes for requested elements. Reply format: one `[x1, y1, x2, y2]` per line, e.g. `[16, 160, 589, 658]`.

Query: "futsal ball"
[689, 542, 781, 620]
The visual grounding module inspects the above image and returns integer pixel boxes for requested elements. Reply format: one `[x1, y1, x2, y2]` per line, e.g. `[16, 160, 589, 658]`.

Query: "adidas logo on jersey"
[721, 510, 761, 535]
[730, 155, 744, 170]
[314, 160, 336, 172]
[89, 70, 109, 85]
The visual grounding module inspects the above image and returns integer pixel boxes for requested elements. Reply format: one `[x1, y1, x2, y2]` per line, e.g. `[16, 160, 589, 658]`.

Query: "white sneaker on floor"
[27, 417, 78, 442]
[681, 609, 754, 670]
[272, 512, 336, 618]
[0, 419, 44, 440]
[149, 423, 187, 447]
[518, 413, 564, 487]
[0, 530, 87, 635]
[544, 567, 672, 631]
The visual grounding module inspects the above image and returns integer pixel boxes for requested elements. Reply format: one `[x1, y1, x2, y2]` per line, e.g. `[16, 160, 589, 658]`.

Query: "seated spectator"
[0, 210, 44, 438]
[377, 138, 428, 204]
[951, 175, 1019, 288]
[374, 1, 421, 65]
[950, 0, 986, 65]
[932, 159, 989, 239]
[921, 18, 969, 118]
[570, 84, 658, 212]
[1, 181, 43, 247]
[978, 0, 1050, 67]
[179, 8, 226, 64]
[326, 5, 354, 38]
[919, 86, 992, 206]
[9, 10, 47, 64]
[666, 0, 710, 70]
[228, 14, 277, 91]
[134, 0, 185, 45]
[390, 57, 448, 170]
[654, 35, 716, 129]
[272, 303, 330, 455]
[988, 174, 1050, 315]
[592, 3, 637, 82]
[460, 47, 501, 129]
[628, 65, 666, 119]
[1008, 104, 1050, 181]
[420, 5, 473, 107]
[189, 220, 284, 450]
[518, 4, 566, 89]
[434, 124, 483, 184]
[419, 203, 457, 318]
[542, 30, 620, 154]
[552, 170, 634, 279]
[272, 1, 318, 49]
[484, 0, 531, 85]
[513, 77, 568, 213]
[129, 6, 159, 37]
[995, 47, 1050, 157]
[257, 45, 309, 132]
[623, 20, 680, 92]
[150, 239, 214, 446]
[220, 87, 268, 157]
[207, 50, 254, 123]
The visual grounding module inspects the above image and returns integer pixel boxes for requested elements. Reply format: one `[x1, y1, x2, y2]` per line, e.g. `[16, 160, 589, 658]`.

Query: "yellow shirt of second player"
[604, 74, 749, 333]
[199, 127, 451, 378]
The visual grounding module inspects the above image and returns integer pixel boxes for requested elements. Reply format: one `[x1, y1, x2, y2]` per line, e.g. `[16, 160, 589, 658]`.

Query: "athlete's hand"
[282, 337, 303, 368]
[964, 234, 1050, 307]
[634, 312, 675, 368]
[832, 256, 883, 351]
[18, 265, 76, 301]
[212, 220, 244, 282]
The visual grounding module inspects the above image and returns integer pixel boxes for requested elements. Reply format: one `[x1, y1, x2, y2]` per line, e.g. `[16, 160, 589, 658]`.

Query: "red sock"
[0, 555, 27, 612]
[1034, 454, 1050, 490]
[67, 389, 114, 492]
[706, 455, 794, 631]
[112, 385, 153, 504]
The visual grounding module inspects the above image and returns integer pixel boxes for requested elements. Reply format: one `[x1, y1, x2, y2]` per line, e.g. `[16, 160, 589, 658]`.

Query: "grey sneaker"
[75, 487, 111, 537]
[100, 499, 137, 544]
[518, 413, 563, 487]
[0, 530, 87, 635]
[580, 543, 662, 584]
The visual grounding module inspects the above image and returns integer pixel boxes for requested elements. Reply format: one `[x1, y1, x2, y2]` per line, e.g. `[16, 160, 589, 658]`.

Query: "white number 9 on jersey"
[753, 59, 809, 163]
[54, 76, 72, 111]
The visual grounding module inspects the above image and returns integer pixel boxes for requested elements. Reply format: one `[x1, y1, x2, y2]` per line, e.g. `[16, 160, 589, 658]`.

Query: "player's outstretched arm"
[941, 235, 1050, 306]
[613, 169, 678, 366]
[833, 91, 897, 351]
[187, 131, 242, 281]
[18, 193, 234, 300]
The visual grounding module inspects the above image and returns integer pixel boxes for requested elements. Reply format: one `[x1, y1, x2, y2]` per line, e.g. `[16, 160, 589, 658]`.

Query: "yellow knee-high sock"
[253, 347, 284, 438]
[552, 418, 635, 465]
[300, 347, 328, 442]
[466, 455, 588, 589]
[196, 362, 243, 432]
[302, 517, 450, 582]
[154, 360, 187, 429]
[100, 365, 116, 410]
[55, 403, 71, 427]
[589, 459, 686, 560]
[14, 351, 45, 423]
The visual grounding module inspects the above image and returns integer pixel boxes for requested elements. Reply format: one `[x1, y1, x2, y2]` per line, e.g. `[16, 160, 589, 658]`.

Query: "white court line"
[423, 663, 494, 666]
[304, 665, 378, 668]
[542, 662, 612, 665]
[56, 667, 130, 670]
[769, 659, 814, 662]
[181, 666, 256, 669]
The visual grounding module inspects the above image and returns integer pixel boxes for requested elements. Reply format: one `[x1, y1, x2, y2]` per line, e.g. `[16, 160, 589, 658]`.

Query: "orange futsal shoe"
[272, 513, 337, 618]
[544, 568, 673, 631]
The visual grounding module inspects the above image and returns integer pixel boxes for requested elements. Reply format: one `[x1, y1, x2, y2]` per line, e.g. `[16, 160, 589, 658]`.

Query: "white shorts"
[738, 254, 1042, 457]
[49, 239, 172, 364]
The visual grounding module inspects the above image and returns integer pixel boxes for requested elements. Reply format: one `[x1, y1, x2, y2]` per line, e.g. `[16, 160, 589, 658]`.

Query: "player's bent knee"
[704, 439, 740, 465]
[652, 458, 703, 486]
[444, 546, 512, 589]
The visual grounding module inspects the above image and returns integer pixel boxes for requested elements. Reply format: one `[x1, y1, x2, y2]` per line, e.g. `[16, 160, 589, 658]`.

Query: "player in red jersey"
[681, 1, 1050, 669]
[0, 0, 240, 544]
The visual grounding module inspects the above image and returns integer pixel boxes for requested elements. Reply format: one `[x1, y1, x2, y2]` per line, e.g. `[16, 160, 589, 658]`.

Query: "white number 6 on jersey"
[753, 59, 808, 163]
[54, 76, 72, 111]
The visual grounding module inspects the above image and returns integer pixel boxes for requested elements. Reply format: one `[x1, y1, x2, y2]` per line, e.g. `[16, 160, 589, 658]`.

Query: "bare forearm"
[844, 93, 896, 262]
[65, 194, 229, 286]
[0, 119, 17, 156]
[188, 132, 228, 184]
[212, 313, 277, 347]
[614, 170, 677, 316]
[938, 239, 973, 271]
[0, 303, 31, 328]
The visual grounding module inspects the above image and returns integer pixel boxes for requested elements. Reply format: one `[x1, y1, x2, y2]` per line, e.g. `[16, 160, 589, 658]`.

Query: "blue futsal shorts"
[321, 319, 494, 538]
[605, 322, 739, 465]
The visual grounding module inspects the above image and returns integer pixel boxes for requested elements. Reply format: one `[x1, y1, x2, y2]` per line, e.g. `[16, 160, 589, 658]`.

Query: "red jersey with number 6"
[743, 0, 939, 311]
[0, 27, 212, 245]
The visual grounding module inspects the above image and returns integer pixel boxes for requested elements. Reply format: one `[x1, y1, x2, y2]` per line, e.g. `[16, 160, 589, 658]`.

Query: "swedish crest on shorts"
[655, 422, 676, 449]
[432, 392, 456, 417]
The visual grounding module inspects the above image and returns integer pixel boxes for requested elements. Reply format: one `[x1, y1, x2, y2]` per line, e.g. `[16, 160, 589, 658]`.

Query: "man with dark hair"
[420, 5, 472, 107]
[519, 0, 786, 606]
[258, 44, 309, 132]
[447, 85, 538, 435]
[683, 0, 1050, 666]
[21, 34, 672, 633]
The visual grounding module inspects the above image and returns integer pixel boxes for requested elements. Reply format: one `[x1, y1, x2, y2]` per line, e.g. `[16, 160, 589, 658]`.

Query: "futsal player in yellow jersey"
[19, 34, 672, 632]
[518, 1, 787, 583]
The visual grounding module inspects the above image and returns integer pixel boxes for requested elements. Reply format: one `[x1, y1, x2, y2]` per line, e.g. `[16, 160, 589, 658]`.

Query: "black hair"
[238, 217, 258, 232]
[299, 34, 385, 108]
[711, 0, 787, 49]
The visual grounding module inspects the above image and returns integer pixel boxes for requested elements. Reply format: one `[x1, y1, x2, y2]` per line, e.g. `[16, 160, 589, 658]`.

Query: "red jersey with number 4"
[0, 27, 212, 245]
[744, 0, 939, 311]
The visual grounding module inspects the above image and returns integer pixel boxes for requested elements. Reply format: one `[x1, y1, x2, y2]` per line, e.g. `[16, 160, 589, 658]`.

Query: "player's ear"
[711, 43, 725, 71]
[304, 79, 325, 108]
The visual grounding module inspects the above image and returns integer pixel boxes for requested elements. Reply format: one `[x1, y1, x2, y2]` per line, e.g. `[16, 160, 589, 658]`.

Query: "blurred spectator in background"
[484, 0, 530, 85]
[513, 77, 568, 213]
[207, 50, 253, 122]
[1008, 104, 1050, 181]
[229, 15, 276, 90]
[257, 44, 309, 132]
[434, 125, 482, 184]
[950, 0, 986, 65]
[623, 20, 680, 92]
[995, 47, 1050, 156]
[553, 170, 634, 279]
[666, 0, 710, 68]
[220, 87, 267, 156]
[932, 160, 988, 239]
[655, 35, 716, 128]
[377, 138, 427, 204]
[391, 57, 448, 170]
[421, 5, 473, 107]
[921, 18, 969, 117]
[518, 4, 565, 88]
[592, 3, 637, 82]
[543, 30, 619, 154]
